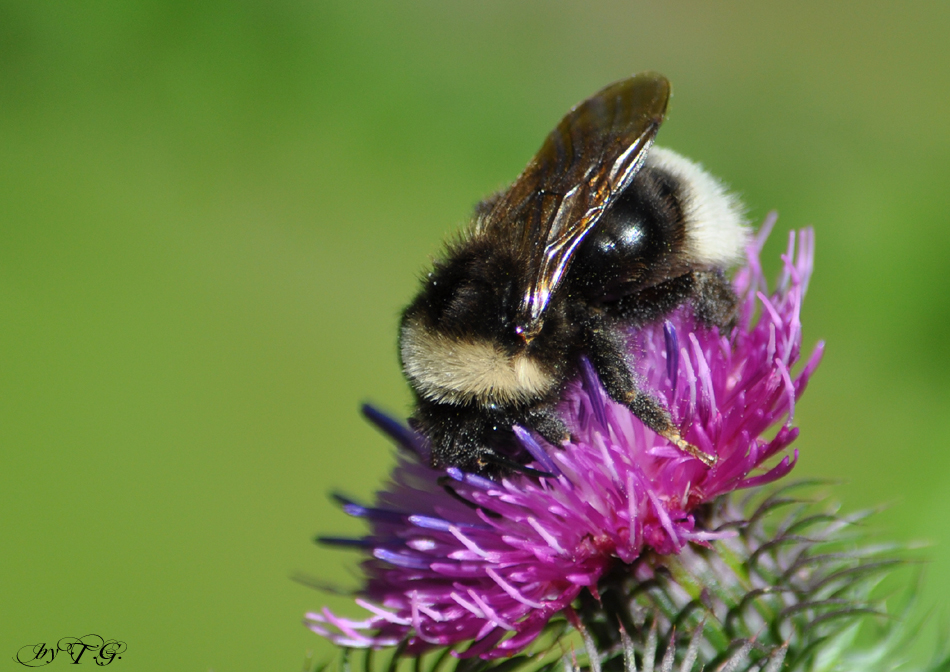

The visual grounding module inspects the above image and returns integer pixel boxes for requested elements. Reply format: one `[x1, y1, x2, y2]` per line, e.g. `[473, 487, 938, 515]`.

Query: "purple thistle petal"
[354, 599, 412, 625]
[737, 450, 799, 490]
[332, 494, 407, 523]
[485, 567, 545, 609]
[372, 548, 432, 570]
[512, 425, 563, 478]
[759, 210, 779, 240]
[310, 222, 822, 658]
[796, 341, 825, 397]
[408, 515, 489, 532]
[664, 320, 679, 391]
[776, 358, 796, 426]
[446, 468, 496, 491]
[362, 403, 430, 462]
[578, 356, 609, 430]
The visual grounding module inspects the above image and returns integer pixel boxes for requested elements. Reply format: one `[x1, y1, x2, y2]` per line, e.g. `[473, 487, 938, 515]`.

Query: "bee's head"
[412, 242, 523, 343]
[399, 244, 561, 408]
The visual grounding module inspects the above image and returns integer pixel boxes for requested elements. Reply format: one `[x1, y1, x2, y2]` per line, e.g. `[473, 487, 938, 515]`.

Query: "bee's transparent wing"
[479, 72, 670, 340]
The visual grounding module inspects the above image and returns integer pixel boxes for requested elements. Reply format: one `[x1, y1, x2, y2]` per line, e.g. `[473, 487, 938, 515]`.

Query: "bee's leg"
[627, 394, 716, 467]
[584, 320, 716, 467]
[614, 274, 695, 327]
[691, 270, 740, 331]
[614, 272, 738, 332]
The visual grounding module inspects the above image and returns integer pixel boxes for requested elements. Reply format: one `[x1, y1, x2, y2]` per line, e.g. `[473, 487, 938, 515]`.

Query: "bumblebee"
[399, 73, 748, 475]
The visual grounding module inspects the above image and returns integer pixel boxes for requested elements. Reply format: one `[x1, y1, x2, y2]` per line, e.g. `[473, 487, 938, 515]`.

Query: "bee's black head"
[408, 241, 525, 347]
[399, 240, 567, 410]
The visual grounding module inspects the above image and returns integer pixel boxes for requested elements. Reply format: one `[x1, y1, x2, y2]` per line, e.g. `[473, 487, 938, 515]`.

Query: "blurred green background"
[2, 2, 950, 670]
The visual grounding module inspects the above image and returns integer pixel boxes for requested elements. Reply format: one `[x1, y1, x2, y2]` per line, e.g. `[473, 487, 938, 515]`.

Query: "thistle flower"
[306, 216, 824, 659]
[305, 485, 911, 672]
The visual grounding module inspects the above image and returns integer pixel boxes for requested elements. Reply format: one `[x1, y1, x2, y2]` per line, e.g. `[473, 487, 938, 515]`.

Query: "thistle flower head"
[307, 218, 823, 659]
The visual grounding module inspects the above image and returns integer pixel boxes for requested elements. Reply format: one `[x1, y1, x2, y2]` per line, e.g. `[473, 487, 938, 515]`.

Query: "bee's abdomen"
[400, 317, 556, 407]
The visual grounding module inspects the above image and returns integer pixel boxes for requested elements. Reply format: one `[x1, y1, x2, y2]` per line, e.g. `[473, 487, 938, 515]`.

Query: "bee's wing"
[480, 73, 670, 341]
